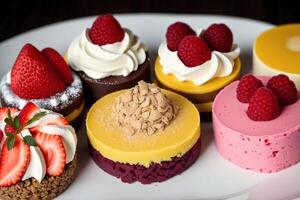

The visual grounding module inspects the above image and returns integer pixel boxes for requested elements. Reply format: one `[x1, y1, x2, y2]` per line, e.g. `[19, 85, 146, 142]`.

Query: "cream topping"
[67, 28, 146, 79]
[20, 129, 46, 182]
[0, 110, 77, 183]
[158, 30, 240, 85]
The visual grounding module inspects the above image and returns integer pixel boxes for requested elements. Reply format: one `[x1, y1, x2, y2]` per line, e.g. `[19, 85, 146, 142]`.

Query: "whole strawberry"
[247, 87, 280, 121]
[267, 74, 298, 106]
[89, 14, 124, 45]
[42, 48, 73, 86]
[236, 75, 263, 103]
[166, 22, 196, 51]
[11, 44, 66, 99]
[177, 35, 211, 67]
[202, 23, 233, 52]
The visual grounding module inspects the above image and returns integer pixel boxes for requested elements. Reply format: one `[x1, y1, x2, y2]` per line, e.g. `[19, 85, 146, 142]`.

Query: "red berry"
[0, 107, 19, 121]
[11, 44, 66, 99]
[30, 116, 69, 134]
[177, 35, 211, 67]
[33, 132, 66, 176]
[166, 22, 196, 51]
[0, 136, 30, 187]
[267, 74, 298, 106]
[18, 102, 40, 127]
[202, 23, 233, 52]
[0, 130, 3, 143]
[247, 87, 280, 121]
[4, 124, 17, 134]
[42, 48, 73, 86]
[89, 14, 124, 45]
[236, 75, 263, 103]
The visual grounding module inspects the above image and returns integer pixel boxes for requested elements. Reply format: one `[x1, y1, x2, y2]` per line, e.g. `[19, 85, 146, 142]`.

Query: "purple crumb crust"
[88, 137, 201, 184]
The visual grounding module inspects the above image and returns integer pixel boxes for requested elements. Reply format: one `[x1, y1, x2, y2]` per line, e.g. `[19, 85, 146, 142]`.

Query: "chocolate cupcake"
[66, 14, 150, 104]
[86, 81, 201, 184]
[0, 102, 77, 200]
[0, 44, 84, 130]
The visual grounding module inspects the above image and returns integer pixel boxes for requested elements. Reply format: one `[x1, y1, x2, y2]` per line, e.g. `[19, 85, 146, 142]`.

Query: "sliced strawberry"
[46, 116, 69, 126]
[0, 130, 3, 143]
[0, 107, 19, 121]
[4, 124, 17, 134]
[0, 136, 30, 187]
[30, 116, 69, 133]
[33, 132, 66, 176]
[18, 102, 40, 127]
[11, 43, 66, 99]
[42, 48, 73, 86]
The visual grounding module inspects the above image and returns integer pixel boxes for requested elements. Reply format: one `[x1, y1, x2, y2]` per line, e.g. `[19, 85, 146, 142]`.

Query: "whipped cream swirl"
[67, 28, 147, 79]
[0, 111, 77, 182]
[158, 31, 240, 85]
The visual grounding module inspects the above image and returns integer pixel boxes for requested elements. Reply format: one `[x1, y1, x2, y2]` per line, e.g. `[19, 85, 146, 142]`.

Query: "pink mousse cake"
[213, 75, 300, 173]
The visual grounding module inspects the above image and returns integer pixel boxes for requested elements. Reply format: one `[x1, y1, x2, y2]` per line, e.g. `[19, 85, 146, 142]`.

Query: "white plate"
[1, 14, 300, 200]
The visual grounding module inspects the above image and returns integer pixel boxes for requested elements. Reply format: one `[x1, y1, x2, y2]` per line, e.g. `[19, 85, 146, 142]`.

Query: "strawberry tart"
[155, 22, 241, 119]
[253, 24, 300, 89]
[0, 102, 77, 199]
[0, 44, 84, 130]
[66, 14, 150, 104]
[213, 74, 300, 173]
[86, 81, 201, 184]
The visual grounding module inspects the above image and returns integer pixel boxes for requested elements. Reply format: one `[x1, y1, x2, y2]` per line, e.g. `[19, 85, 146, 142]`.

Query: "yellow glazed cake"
[154, 22, 241, 116]
[86, 81, 201, 184]
[253, 24, 300, 89]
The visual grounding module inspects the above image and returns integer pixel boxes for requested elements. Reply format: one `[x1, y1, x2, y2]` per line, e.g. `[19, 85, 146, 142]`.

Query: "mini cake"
[253, 24, 300, 89]
[0, 44, 84, 130]
[86, 81, 201, 184]
[66, 14, 150, 104]
[155, 22, 241, 118]
[213, 74, 300, 173]
[0, 102, 77, 199]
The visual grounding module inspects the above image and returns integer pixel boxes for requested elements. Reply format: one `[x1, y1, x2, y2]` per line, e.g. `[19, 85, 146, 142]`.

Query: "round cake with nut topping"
[86, 81, 201, 184]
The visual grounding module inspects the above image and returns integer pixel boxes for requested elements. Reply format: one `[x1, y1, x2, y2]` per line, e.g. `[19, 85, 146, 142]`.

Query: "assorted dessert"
[0, 102, 77, 199]
[253, 24, 300, 89]
[86, 81, 201, 184]
[155, 22, 241, 117]
[213, 74, 300, 173]
[1, 14, 300, 192]
[66, 14, 150, 104]
[0, 44, 84, 129]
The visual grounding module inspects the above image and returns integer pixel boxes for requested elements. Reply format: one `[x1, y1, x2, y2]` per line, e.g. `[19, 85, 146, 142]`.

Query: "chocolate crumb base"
[0, 154, 77, 200]
[88, 137, 201, 184]
[77, 54, 150, 105]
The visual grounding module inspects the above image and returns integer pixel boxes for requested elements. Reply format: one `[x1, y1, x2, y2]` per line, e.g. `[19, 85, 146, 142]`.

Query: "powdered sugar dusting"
[0, 71, 83, 110]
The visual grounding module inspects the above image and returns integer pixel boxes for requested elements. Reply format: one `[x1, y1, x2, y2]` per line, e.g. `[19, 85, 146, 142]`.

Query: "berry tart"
[0, 44, 84, 130]
[86, 81, 201, 184]
[213, 74, 300, 173]
[253, 24, 300, 89]
[66, 14, 150, 104]
[0, 102, 77, 199]
[155, 22, 241, 119]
